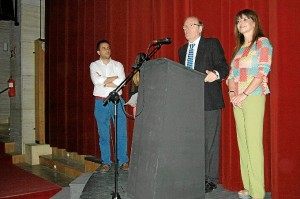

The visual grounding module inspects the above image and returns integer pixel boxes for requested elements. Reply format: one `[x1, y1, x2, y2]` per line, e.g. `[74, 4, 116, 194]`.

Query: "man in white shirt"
[90, 40, 129, 173]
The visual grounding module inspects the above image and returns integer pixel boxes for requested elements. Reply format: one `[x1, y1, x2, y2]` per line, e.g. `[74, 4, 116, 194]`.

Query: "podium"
[127, 58, 205, 199]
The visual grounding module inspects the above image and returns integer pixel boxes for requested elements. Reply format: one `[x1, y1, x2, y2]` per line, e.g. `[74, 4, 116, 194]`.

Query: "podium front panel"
[127, 58, 205, 199]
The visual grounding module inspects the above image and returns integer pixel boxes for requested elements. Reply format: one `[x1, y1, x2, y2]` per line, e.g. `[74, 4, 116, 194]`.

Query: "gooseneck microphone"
[151, 37, 172, 46]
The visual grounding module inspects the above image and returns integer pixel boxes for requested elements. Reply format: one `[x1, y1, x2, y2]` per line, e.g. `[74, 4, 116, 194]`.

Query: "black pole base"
[111, 191, 121, 199]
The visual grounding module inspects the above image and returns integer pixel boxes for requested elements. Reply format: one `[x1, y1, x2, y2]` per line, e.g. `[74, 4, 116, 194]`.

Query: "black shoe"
[208, 181, 217, 189]
[205, 185, 213, 193]
[205, 181, 217, 193]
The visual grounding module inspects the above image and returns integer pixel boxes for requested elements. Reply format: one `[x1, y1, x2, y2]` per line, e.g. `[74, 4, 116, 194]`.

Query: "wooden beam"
[34, 39, 45, 144]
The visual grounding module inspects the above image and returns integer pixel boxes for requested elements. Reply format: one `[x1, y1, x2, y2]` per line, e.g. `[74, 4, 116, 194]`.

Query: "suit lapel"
[181, 44, 188, 65]
[195, 37, 206, 72]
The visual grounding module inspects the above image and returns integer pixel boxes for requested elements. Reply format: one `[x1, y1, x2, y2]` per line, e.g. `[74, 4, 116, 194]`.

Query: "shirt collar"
[189, 36, 201, 46]
[99, 58, 111, 65]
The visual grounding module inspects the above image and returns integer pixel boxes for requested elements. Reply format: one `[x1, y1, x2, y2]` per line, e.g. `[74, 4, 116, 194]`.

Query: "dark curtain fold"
[45, 0, 300, 198]
[65, 0, 79, 152]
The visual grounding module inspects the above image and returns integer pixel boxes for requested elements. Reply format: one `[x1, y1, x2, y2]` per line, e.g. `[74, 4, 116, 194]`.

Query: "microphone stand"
[104, 43, 162, 199]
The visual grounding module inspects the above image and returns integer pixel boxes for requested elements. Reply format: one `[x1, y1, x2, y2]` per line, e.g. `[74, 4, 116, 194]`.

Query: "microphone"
[151, 37, 172, 46]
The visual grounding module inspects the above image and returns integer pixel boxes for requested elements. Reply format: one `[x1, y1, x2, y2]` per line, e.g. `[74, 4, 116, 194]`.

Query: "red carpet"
[0, 162, 61, 199]
[0, 153, 12, 164]
[0, 141, 12, 164]
[0, 141, 61, 199]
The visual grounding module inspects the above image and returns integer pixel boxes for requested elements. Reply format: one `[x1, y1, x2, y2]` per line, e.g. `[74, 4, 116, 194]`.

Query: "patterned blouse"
[227, 37, 273, 95]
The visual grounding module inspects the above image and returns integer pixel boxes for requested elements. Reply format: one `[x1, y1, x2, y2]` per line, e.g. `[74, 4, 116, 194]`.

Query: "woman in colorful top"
[227, 9, 273, 199]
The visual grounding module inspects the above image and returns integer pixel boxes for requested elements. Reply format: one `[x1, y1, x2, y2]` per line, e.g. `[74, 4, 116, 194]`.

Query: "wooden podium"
[127, 58, 205, 199]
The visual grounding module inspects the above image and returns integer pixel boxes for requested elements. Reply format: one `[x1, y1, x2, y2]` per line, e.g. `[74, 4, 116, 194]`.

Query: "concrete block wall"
[21, 1, 45, 148]
[0, 0, 45, 154]
[0, 21, 11, 124]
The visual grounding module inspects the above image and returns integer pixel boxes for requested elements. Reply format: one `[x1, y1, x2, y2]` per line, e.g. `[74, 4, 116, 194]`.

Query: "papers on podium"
[125, 93, 138, 106]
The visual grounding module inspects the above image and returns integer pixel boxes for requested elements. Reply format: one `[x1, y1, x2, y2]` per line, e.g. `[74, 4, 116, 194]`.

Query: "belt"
[95, 96, 106, 100]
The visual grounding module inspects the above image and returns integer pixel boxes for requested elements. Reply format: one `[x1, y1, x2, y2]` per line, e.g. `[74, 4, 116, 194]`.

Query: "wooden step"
[0, 138, 25, 164]
[84, 156, 102, 172]
[39, 154, 85, 178]
[38, 147, 101, 179]
[52, 147, 86, 164]
[11, 153, 25, 164]
[50, 147, 101, 174]
[0, 138, 14, 153]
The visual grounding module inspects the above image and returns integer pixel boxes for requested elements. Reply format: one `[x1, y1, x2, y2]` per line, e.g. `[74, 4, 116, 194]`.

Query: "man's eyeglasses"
[182, 24, 202, 30]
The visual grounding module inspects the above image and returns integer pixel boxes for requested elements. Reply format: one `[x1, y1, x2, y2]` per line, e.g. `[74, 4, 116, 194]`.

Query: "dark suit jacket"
[178, 37, 229, 111]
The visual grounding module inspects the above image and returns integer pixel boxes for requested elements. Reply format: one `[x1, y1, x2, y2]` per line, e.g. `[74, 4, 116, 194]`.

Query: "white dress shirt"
[90, 58, 125, 97]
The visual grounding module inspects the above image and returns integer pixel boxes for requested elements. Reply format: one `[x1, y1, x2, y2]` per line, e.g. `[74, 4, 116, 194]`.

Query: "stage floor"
[16, 162, 272, 199]
[80, 167, 272, 199]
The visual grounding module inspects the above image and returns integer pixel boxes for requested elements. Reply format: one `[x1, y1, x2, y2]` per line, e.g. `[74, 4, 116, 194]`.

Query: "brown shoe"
[120, 162, 129, 171]
[99, 164, 111, 173]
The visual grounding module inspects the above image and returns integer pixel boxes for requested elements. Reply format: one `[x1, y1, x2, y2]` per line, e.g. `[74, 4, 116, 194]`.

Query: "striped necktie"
[187, 43, 195, 68]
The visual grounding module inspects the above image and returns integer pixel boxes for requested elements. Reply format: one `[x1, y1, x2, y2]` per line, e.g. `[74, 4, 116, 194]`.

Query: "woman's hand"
[229, 92, 241, 108]
[231, 93, 247, 108]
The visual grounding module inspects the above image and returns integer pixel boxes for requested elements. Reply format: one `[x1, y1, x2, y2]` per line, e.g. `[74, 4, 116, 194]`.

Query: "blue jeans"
[94, 98, 128, 166]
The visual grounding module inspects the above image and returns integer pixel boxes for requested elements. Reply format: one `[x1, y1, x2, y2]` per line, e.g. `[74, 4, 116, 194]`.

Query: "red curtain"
[268, 1, 300, 198]
[45, 0, 300, 198]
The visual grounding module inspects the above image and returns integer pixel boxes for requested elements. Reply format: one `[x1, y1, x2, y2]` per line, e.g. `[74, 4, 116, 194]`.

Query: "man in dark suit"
[178, 16, 229, 193]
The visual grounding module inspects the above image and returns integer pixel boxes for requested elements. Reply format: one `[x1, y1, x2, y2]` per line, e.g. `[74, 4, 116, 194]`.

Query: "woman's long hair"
[232, 9, 265, 59]
[132, 53, 146, 86]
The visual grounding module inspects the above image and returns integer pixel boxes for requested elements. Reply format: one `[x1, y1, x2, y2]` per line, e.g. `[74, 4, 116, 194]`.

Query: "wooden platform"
[39, 148, 101, 178]
[1, 132, 101, 179]
[0, 138, 25, 164]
